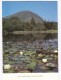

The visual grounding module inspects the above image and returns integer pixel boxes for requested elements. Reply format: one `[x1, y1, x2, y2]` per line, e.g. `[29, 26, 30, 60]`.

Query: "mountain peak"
[11, 10, 44, 23]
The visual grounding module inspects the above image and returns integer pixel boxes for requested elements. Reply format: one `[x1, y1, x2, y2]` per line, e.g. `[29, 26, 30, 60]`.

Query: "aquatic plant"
[27, 61, 36, 69]
[4, 64, 11, 70]
[24, 50, 36, 56]
[42, 58, 48, 63]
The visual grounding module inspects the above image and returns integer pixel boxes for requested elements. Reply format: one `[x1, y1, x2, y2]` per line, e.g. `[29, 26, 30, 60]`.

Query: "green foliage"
[27, 61, 36, 69]
[3, 16, 45, 33]
[44, 21, 57, 30]
[24, 50, 36, 56]
[30, 17, 36, 26]
[3, 16, 57, 37]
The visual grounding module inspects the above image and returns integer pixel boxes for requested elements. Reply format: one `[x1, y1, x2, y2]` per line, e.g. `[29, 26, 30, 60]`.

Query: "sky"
[2, 1, 58, 22]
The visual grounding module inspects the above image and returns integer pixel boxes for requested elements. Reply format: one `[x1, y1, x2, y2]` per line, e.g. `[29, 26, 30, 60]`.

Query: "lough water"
[3, 33, 58, 52]
[3, 33, 58, 72]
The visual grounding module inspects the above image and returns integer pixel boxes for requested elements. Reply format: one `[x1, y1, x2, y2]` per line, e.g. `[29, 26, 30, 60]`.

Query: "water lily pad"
[31, 55, 36, 59]
[37, 54, 44, 59]
[27, 61, 36, 69]
[31, 59, 36, 62]
[20, 56, 31, 61]
[24, 50, 36, 56]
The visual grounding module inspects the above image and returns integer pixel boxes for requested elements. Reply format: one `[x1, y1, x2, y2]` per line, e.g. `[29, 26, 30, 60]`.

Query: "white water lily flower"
[7, 42, 9, 44]
[42, 58, 48, 63]
[19, 51, 23, 55]
[49, 40, 52, 41]
[53, 50, 58, 53]
[4, 64, 11, 70]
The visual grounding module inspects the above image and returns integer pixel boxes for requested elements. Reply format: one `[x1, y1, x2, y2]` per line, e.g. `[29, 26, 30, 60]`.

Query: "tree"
[30, 17, 36, 26]
[44, 21, 57, 30]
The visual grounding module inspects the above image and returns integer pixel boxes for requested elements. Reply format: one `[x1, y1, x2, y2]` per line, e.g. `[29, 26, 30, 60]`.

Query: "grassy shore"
[13, 30, 58, 34]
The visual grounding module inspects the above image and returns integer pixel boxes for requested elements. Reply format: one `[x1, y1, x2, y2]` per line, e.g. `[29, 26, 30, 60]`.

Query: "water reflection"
[3, 33, 58, 54]
[44, 33, 57, 40]
[3, 33, 58, 42]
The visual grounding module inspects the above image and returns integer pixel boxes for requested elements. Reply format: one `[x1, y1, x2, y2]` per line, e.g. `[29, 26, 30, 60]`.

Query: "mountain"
[6, 11, 44, 23]
[3, 11, 57, 36]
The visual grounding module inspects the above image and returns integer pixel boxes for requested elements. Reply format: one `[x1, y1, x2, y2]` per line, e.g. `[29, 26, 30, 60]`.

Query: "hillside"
[6, 11, 44, 23]
[3, 11, 58, 37]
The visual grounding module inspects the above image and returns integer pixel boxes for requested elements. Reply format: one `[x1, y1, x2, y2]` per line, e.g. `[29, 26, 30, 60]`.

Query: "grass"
[13, 30, 58, 34]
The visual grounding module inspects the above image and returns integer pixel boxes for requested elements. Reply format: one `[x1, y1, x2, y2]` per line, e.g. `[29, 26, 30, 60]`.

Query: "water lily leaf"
[20, 56, 31, 61]
[24, 50, 36, 56]
[27, 61, 36, 69]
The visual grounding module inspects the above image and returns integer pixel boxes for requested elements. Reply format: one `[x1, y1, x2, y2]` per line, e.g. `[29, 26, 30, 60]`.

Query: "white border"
[58, 0, 61, 80]
[0, 1, 3, 80]
[0, 0, 60, 80]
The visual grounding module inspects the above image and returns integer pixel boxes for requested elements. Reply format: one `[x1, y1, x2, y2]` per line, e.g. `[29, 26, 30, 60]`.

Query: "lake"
[3, 33, 58, 73]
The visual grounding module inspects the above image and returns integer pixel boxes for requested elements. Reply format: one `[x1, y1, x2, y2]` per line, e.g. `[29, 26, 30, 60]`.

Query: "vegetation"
[3, 16, 58, 36]
[44, 21, 58, 30]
